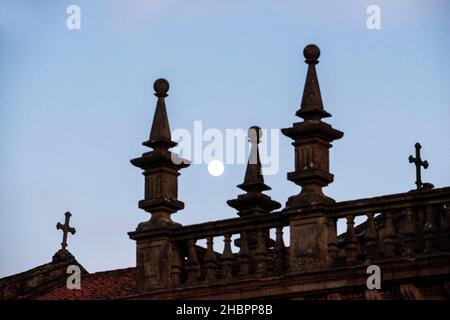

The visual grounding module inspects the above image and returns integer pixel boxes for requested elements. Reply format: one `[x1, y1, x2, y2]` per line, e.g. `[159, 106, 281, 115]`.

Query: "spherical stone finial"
[248, 125, 262, 144]
[303, 44, 320, 62]
[154, 78, 169, 97]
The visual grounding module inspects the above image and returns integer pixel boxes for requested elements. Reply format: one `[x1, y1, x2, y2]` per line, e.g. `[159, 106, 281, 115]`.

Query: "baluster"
[382, 211, 397, 257]
[327, 218, 338, 265]
[403, 208, 416, 256]
[440, 204, 450, 250]
[204, 236, 218, 281]
[221, 234, 234, 280]
[255, 229, 268, 274]
[364, 212, 379, 261]
[274, 226, 287, 273]
[185, 239, 200, 283]
[345, 215, 359, 264]
[423, 205, 437, 253]
[170, 243, 182, 286]
[239, 231, 250, 276]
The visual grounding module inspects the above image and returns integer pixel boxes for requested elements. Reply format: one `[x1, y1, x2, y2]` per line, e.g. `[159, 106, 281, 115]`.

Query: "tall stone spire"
[227, 126, 281, 217]
[131, 79, 190, 230]
[282, 45, 343, 209]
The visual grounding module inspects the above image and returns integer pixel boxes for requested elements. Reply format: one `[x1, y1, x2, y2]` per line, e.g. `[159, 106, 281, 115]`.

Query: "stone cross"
[409, 143, 429, 190]
[56, 211, 76, 250]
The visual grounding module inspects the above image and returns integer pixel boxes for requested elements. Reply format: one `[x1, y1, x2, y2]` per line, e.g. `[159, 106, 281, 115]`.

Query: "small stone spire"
[227, 126, 281, 217]
[282, 44, 343, 209]
[131, 79, 190, 230]
[238, 126, 269, 193]
[144, 79, 176, 149]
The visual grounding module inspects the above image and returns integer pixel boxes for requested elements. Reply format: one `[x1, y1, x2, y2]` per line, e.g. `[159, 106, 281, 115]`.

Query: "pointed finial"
[239, 126, 269, 193]
[143, 78, 176, 149]
[296, 44, 331, 119]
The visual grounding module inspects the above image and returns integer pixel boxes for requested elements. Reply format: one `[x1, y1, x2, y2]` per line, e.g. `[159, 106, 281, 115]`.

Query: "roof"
[34, 267, 136, 300]
[0, 250, 86, 300]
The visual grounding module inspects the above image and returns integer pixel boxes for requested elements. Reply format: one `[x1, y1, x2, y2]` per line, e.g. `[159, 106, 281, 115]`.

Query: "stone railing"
[327, 187, 450, 267]
[170, 213, 289, 286]
[129, 187, 450, 291]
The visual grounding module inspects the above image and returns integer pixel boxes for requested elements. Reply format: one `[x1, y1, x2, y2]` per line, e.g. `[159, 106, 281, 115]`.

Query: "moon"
[208, 160, 224, 177]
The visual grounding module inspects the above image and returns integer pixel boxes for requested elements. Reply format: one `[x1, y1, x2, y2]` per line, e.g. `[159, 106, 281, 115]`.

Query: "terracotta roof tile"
[35, 267, 136, 300]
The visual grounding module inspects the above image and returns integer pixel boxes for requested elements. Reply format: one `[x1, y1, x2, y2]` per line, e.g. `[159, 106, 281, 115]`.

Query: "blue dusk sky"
[0, 0, 449, 276]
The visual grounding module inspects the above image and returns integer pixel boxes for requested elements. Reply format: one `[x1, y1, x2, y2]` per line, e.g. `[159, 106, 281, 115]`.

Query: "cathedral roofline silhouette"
[1, 45, 449, 300]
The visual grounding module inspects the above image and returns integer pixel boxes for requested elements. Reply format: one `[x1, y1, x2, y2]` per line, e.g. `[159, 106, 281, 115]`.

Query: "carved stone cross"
[56, 211, 76, 250]
[409, 143, 429, 190]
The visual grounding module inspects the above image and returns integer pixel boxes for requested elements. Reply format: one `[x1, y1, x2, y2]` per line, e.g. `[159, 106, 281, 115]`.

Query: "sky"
[0, 0, 449, 277]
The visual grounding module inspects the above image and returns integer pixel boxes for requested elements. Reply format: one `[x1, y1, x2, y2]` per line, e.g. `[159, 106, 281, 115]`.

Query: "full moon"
[208, 160, 224, 177]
